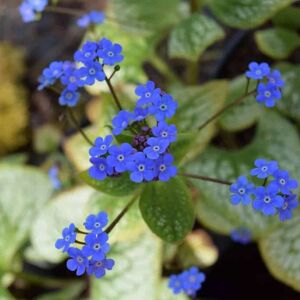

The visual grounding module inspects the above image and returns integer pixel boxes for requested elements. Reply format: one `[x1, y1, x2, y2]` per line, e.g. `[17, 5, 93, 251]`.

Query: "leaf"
[0, 166, 53, 270]
[171, 81, 228, 163]
[158, 279, 189, 300]
[272, 7, 300, 30]
[139, 177, 195, 242]
[275, 63, 300, 123]
[255, 27, 300, 59]
[259, 215, 300, 292]
[218, 76, 262, 131]
[30, 186, 95, 263]
[91, 231, 162, 300]
[208, 0, 293, 29]
[168, 13, 224, 61]
[186, 111, 300, 238]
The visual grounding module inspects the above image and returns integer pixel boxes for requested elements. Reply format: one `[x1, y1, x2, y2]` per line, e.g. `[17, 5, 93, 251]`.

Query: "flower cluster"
[38, 38, 123, 107]
[230, 228, 252, 245]
[77, 11, 105, 28]
[55, 212, 114, 278]
[89, 81, 178, 183]
[168, 267, 206, 297]
[230, 159, 299, 221]
[245, 62, 284, 107]
[19, 0, 48, 22]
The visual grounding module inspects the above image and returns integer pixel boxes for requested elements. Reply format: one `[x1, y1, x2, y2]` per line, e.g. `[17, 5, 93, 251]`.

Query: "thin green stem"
[179, 172, 232, 185]
[197, 89, 256, 131]
[75, 228, 88, 234]
[75, 240, 86, 245]
[67, 108, 94, 146]
[105, 76, 123, 111]
[105, 193, 140, 234]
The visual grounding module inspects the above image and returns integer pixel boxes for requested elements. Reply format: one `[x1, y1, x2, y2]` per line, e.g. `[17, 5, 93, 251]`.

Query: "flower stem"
[105, 193, 140, 234]
[197, 89, 256, 131]
[45, 6, 83, 16]
[179, 172, 232, 185]
[75, 240, 86, 245]
[66, 108, 94, 146]
[105, 76, 123, 111]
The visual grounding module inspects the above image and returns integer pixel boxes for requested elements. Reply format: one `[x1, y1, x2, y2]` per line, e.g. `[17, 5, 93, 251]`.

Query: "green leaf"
[0, 287, 15, 299]
[139, 177, 195, 242]
[275, 63, 300, 123]
[186, 111, 300, 238]
[0, 166, 52, 271]
[255, 27, 300, 59]
[158, 279, 189, 300]
[272, 7, 300, 30]
[208, 0, 293, 29]
[259, 215, 300, 292]
[91, 231, 162, 300]
[80, 170, 139, 197]
[219, 76, 262, 131]
[168, 13, 224, 61]
[171, 81, 228, 163]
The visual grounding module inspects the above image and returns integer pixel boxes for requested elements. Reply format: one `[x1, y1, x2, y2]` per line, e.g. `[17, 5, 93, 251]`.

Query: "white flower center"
[108, 51, 114, 57]
[117, 154, 125, 161]
[279, 178, 286, 185]
[160, 104, 167, 111]
[100, 145, 106, 150]
[89, 68, 96, 75]
[159, 164, 166, 172]
[264, 91, 271, 98]
[282, 201, 289, 210]
[264, 196, 271, 203]
[238, 188, 245, 195]
[161, 131, 168, 138]
[153, 146, 160, 151]
[77, 256, 83, 263]
[138, 164, 145, 171]
[145, 92, 151, 98]
[99, 164, 105, 171]
[261, 166, 268, 172]
[93, 243, 101, 250]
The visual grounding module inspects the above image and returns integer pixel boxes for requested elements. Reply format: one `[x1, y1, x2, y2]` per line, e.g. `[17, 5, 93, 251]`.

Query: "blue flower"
[89, 135, 113, 157]
[149, 94, 178, 121]
[84, 212, 109, 234]
[60, 66, 83, 91]
[272, 170, 298, 195]
[77, 11, 105, 28]
[230, 176, 254, 205]
[19, 2, 36, 22]
[89, 157, 113, 181]
[253, 184, 284, 216]
[155, 154, 177, 181]
[133, 107, 148, 122]
[87, 258, 115, 278]
[43, 61, 64, 82]
[135, 81, 161, 107]
[59, 89, 79, 107]
[152, 121, 177, 144]
[230, 228, 252, 244]
[112, 111, 133, 135]
[55, 223, 76, 252]
[66, 248, 89, 276]
[246, 62, 270, 80]
[268, 70, 284, 88]
[143, 137, 169, 160]
[169, 274, 185, 295]
[126, 152, 155, 183]
[74, 41, 98, 64]
[250, 159, 278, 179]
[107, 143, 134, 172]
[48, 165, 61, 190]
[27, 0, 48, 12]
[97, 38, 123, 66]
[82, 232, 110, 261]
[256, 82, 281, 107]
[78, 61, 105, 85]
[278, 194, 299, 222]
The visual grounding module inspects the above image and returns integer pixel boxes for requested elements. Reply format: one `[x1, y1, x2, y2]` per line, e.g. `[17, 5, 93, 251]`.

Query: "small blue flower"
[82, 232, 110, 261]
[84, 212, 109, 234]
[55, 223, 76, 252]
[143, 137, 169, 160]
[126, 152, 155, 183]
[78, 61, 105, 85]
[59, 89, 79, 107]
[87, 258, 115, 278]
[89, 135, 113, 157]
[77, 11, 105, 28]
[149, 94, 178, 121]
[253, 184, 284, 216]
[278, 194, 299, 222]
[133, 107, 148, 122]
[155, 154, 177, 182]
[19, 2, 36, 22]
[60, 66, 83, 91]
[48, 165, 61, 190]
[97, 38, 123, 66]
[250, 159, 278, 179]
[230, 176, 254, 205]
[268, 70, 284, 88]
[256, 82, 281, 107]
[152, 121, 177, 144]
[169, 274, 185, 295]
[135, 81, 161, 107]
[107, 143, 134, 172]
[43, 61, 64, 83]
[27, 0, 48, 12]
[66, 248, 89, 276]
[230, 228, 252, 244]
[246, 62, 270, 80]
[112, 111, 133, 135]
[74, 41, 98, 64]
[272, 170, 298, 195]
[89, 157, 113, 181]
